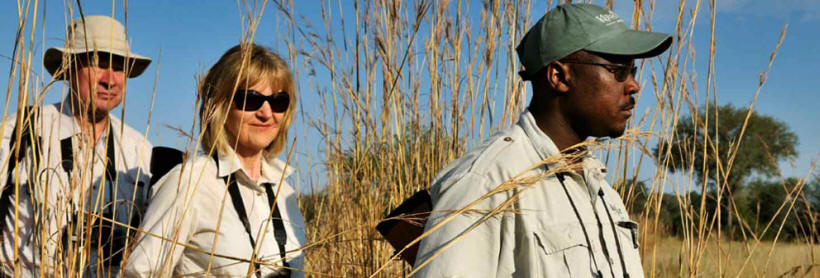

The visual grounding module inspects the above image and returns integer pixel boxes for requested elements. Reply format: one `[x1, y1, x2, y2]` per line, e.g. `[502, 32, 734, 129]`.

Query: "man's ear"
[546, 62, 571, 94]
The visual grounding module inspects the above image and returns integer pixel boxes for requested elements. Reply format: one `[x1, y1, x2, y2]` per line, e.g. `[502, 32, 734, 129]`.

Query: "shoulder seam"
[465, 128, 523, 176]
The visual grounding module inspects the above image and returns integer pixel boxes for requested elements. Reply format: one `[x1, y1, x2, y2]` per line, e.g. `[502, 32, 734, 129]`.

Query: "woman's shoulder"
[266, 157, 296, 179]
[187, 153, 220, 168]
[263, 157, 300, 197]
[175, 154, 222, 183]
[150, 154, 221, 197]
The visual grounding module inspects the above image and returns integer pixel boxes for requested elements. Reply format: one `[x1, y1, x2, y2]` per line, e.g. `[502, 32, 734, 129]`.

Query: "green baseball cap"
[516, 3, 672, 80]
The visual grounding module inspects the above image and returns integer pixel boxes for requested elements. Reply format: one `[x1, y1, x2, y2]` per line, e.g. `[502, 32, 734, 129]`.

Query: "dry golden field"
[645, 237, 820, 277]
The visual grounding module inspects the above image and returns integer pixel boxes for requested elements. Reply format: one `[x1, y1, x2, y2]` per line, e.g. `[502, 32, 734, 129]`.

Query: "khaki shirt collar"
[518, 110, 561, 162]
[519, 109, 608, 203]
[54, 98, 121, 143]
[55, 99, 83, 140]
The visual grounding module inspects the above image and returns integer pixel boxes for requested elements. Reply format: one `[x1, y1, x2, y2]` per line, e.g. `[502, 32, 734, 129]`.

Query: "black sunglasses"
[75, 53, 127, 72]
[232, 89, 290, 113]
[560, 60, 637, 82]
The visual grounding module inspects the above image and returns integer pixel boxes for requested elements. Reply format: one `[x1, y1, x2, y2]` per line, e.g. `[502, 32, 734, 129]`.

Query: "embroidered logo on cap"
[595, 10, 624, 25]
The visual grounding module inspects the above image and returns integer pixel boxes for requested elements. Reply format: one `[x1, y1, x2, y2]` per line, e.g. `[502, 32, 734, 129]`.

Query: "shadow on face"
[68, 53, 128, 118]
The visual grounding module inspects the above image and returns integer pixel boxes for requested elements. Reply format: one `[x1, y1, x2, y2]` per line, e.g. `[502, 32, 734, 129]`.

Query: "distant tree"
[620, 179, 686, 236]
[745, 178, 816, 241]
[657, 104, 798, 190]
[801, 174, 820, 241]
[656, 104, 798, 236]
[621, 179, 650, 214]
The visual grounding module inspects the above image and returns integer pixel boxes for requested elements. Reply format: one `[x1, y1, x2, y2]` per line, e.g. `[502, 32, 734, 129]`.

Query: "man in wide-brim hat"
[0, 15, 154, 277]
[43, 15, 152, 118]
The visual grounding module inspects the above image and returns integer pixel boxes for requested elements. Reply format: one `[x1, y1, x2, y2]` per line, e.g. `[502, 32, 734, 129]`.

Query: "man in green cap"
[413, 3, 671, 277]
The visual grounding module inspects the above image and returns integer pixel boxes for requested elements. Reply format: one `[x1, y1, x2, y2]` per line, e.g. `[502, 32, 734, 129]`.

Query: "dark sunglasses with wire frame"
[232, 89, 290, 113]
[559, 60, 637, 82]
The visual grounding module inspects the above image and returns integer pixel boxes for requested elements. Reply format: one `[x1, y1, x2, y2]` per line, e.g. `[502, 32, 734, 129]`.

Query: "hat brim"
[44, 47, 152, 80]
[584, 29, 672, 59]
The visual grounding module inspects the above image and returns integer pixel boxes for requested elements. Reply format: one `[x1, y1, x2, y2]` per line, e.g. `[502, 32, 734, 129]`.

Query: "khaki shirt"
[0, 101, 153, 277]
[124, 149, 306, 277]
[413, 111, 643, 278]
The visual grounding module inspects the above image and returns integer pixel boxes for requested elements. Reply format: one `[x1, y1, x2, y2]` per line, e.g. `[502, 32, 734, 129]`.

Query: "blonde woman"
[124, 43, 305, 277]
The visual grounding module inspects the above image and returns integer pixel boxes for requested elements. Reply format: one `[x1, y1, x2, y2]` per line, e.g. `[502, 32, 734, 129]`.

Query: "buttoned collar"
[214, 147, 295, 189]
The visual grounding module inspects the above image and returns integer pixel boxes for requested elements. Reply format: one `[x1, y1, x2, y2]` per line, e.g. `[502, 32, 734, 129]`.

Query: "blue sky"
[641, 0, 820, 183]
[0, 0, 817, 192]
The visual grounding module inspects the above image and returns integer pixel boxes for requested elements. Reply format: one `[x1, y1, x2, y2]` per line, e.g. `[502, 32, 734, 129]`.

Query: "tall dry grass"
[2, 0, 817, 277]
[275, 0, 816, 277]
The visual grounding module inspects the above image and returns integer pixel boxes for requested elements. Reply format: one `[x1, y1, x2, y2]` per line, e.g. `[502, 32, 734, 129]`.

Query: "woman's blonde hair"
[198, 43, 296, 159]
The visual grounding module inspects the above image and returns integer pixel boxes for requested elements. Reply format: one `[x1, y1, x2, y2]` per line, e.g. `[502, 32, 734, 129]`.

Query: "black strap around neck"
[264, 182, 290, 273]
[60, 124, 118, 217]
[598, 190, 630, 278]
[225, 174, 262, 278]
[555, 171, 604, 278]
[104, 126, 117, 184]
[59, 123, 117, 181]
[214, 153, 290, 278]
[60, 137, 74, 173]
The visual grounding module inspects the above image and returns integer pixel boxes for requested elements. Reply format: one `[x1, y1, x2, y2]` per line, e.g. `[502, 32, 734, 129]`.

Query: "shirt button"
[256, 191, 263, 196]
[503, 137, 513, 142]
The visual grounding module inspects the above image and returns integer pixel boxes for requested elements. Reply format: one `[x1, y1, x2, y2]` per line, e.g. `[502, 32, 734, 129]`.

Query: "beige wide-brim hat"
[43, 15, 151, 80]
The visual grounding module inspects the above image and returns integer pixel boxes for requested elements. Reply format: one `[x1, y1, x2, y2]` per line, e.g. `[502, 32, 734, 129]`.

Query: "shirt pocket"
[532, 224, 596, 278]
[615, 220, 639, 249]
[615, 219, 644, 276]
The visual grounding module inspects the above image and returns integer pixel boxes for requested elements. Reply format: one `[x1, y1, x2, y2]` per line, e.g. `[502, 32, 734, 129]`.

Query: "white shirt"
[413, 110, 644, 278]
[124, 149, 306, 277]
[0, 101, 153, 277]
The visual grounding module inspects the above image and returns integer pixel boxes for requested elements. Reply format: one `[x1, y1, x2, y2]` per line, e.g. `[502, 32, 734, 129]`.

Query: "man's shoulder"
[109, 116, 148, 139]
[430, 125, 539, 198]
[108, 116, 153, 151]
[0, 109, 22, 138]
[1, 104, 59, 138]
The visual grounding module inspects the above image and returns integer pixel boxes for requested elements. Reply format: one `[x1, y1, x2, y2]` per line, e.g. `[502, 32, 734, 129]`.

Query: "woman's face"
[225, 81, 287, 156]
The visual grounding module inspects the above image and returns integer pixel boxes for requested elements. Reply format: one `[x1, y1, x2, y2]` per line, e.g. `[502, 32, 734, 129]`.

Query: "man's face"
[69, 53, 127, 115]
[563, 51, 640, 138]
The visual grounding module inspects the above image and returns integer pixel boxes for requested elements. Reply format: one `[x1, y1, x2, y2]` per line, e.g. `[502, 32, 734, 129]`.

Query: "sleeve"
[0, 116, 19, 275]
[1, 111, 66, 276]
[123, 165, 197, 278]
[412, 172, 515, 277]
[283, 185, 306, 278]
[137, 134, 153, 181]
[123, 127, 152, 191]
[0, 114, 20, 191]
